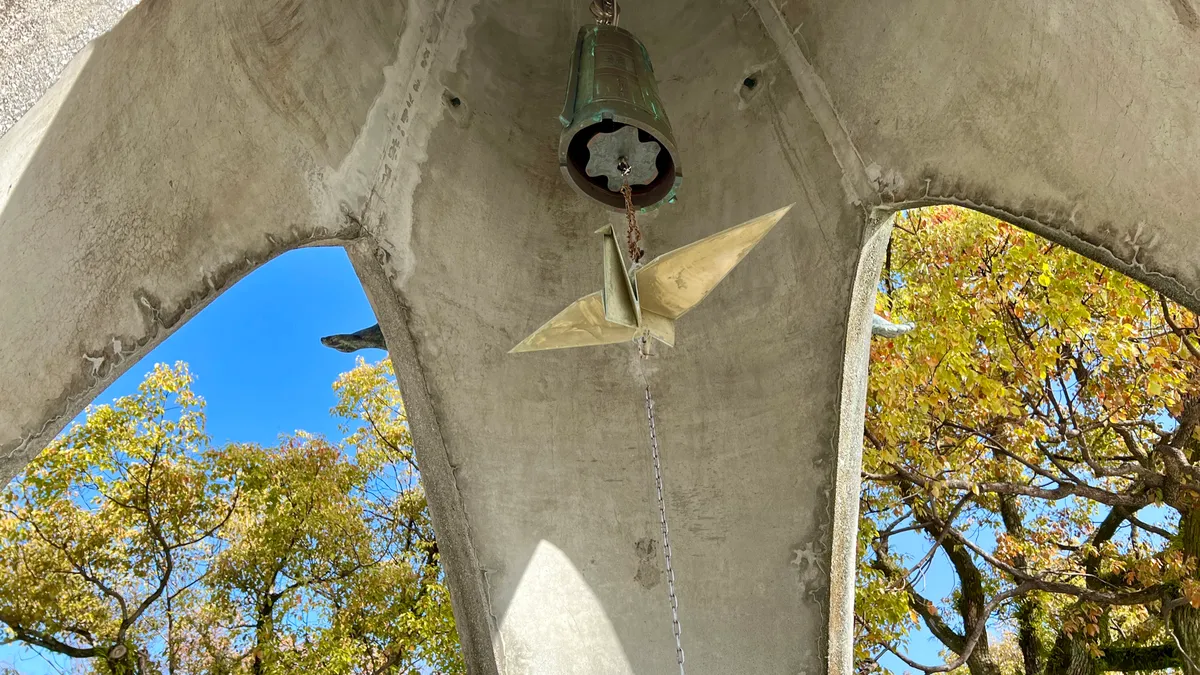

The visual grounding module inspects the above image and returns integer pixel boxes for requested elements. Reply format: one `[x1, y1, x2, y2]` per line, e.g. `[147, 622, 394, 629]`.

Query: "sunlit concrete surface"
[501, 541, 637, 673]
[0, 0, 139, 134]
[4, 0, 1200, 673]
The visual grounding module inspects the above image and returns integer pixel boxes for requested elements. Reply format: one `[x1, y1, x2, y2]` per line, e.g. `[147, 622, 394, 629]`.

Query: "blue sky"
[0, 246, 386, 673]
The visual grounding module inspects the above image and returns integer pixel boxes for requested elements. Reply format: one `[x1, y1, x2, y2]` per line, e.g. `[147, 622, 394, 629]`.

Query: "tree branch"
[877, 583, 1036, 674]
[1097, 644, 1180, 672]
[1161, 294, 1200, 361]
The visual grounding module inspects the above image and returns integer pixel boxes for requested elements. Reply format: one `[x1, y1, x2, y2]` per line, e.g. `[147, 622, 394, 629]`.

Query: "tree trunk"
[166, 594, 177, 675]
[252, 595, 277, 675]
[1172, 508, 1200, 675]
[1045, 507, 1128, 675]
[1096, 645, 1179, 672]
[100, 646, 145, 675]
[1015, 595, 1044, 675]
[911, 491, 1002, 675]
[1001, 495, 1045, 675]
[1047, 633, 1099, 675]
[943, 540, 1002, 675]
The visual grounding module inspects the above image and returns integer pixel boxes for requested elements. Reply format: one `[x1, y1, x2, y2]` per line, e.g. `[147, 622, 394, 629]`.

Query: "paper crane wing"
[509, 292, 638, 353]
[508, 292, 677, 353]
[634, 204, 792, 320]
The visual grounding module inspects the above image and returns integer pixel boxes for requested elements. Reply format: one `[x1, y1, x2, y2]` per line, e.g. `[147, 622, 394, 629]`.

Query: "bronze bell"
[558, 23, 682, 212]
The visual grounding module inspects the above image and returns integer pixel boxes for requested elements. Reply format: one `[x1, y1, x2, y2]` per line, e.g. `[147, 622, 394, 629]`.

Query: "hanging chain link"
[627, 138, 680, 670]
[590, 0, 620, 25]
[620, 183, 644, 263]
[642, 373, 686, 674]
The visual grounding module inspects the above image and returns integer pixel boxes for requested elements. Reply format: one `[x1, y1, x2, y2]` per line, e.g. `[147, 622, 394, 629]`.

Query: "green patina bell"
[558, 23, 682, 211]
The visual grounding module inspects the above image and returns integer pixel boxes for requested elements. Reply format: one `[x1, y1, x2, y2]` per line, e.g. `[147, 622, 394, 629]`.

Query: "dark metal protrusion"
[320, 324, 387, 353]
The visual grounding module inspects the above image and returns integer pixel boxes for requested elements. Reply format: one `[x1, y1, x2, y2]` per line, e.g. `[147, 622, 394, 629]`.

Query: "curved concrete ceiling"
[1, 0, 1198, 673]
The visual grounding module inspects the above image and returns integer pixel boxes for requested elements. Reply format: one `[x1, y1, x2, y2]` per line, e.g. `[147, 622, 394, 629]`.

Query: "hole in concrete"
[442, 89, 470, 127]
[738, 71, 764, 106]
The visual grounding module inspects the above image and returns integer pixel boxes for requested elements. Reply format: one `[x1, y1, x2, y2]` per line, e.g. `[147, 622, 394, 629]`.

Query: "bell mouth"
[562, 119, 678, 211]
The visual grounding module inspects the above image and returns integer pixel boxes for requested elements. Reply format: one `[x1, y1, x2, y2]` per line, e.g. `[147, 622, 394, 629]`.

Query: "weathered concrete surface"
[5, 0, 1200, 673]
[0, 0, 138, 134]
[0, 0, 411, 464]
[771, 0, 1200, 309]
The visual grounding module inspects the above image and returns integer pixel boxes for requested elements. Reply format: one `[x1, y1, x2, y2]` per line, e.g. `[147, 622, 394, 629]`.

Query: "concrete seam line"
[358, 0, 455, 228]
[345, 239, 501, 675]
[750, 0, 879, 208]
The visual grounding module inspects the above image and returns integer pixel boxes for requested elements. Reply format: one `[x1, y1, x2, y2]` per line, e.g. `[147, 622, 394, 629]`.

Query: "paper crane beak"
[509, 204, 793, 353]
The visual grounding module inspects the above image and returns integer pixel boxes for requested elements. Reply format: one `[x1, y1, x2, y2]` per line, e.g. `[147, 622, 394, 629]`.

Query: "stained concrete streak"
[750, 0, 877, 209]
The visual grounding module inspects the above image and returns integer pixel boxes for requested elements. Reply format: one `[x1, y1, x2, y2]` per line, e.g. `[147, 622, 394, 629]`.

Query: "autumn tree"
[858, 206, 1200, 675]
[0, 360, 461, 674]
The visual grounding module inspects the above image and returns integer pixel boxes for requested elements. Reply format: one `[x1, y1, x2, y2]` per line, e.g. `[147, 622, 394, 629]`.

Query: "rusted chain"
[621, 184, 644, 263]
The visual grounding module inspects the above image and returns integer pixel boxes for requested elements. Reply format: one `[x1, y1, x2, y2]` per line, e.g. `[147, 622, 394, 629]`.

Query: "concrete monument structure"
[3, 0, 1199, 673]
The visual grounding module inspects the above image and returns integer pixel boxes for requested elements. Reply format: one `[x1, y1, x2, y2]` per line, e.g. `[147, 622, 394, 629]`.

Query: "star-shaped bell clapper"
[510, 204, 794, 353]
[585, 125, 662, 191]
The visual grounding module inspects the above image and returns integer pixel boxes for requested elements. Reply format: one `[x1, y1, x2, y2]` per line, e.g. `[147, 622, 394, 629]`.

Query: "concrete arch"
[768, 0, 1200, 314]
[823, 189, 1200, 674]
[0, 0, 420, 476]
[342, 2, 868, 672]
[7, 0, 1200, 673]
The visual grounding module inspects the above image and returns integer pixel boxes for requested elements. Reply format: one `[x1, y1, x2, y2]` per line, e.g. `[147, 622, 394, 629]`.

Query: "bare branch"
[889, 463, 1148, 509]
[936, 519, 1169, 607]
[1160, 294, 1200, 361]
[1127, 512, 1174, 540]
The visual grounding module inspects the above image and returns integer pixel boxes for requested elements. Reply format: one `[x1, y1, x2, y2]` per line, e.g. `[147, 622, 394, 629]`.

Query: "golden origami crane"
[510, 204, 794, 353]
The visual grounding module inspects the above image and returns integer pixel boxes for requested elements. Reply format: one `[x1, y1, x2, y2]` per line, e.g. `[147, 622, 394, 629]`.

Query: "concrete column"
[355, 1, 869, 671]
